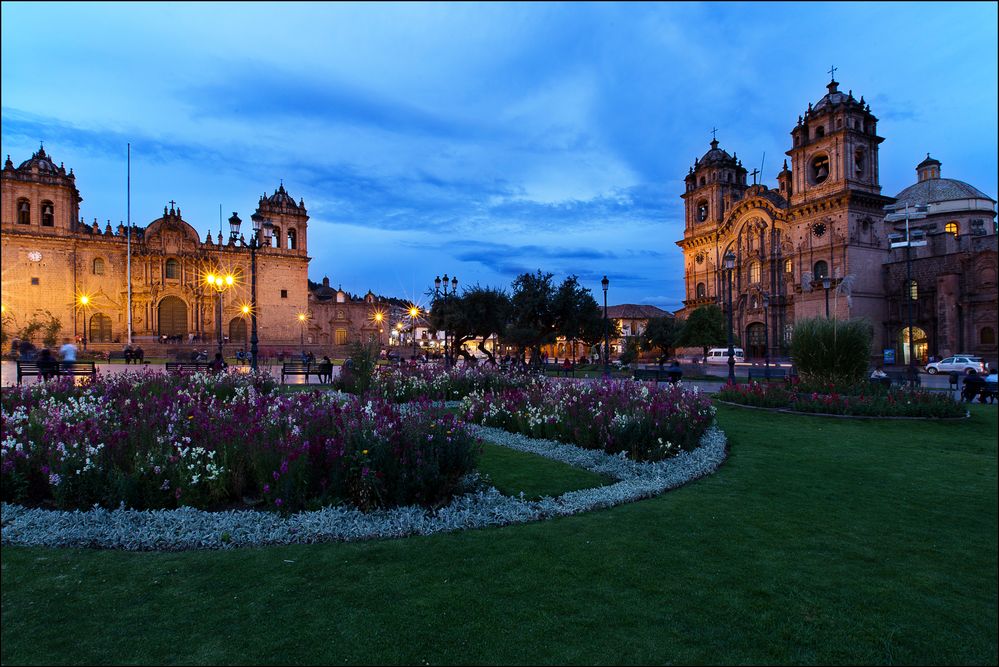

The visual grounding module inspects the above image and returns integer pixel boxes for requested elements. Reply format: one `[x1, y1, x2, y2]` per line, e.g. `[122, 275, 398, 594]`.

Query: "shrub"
[336, 342, 379, 395]
[790, 317, 872, 386]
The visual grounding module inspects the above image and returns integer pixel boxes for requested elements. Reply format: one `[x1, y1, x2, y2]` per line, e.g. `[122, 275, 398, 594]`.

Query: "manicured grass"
[478, 441, 610, 499]
[2, 405, 996, 665]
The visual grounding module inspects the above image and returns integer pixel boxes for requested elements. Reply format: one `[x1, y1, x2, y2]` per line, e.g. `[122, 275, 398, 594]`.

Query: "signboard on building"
[883, 348, 896, 365]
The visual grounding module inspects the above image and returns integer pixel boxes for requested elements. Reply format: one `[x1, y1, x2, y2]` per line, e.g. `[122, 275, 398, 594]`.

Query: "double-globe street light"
[228, 212, 273, 371]
[205, 271, 234, 359]
[723, 250, 736, 385]
[434, 274, 458, 366]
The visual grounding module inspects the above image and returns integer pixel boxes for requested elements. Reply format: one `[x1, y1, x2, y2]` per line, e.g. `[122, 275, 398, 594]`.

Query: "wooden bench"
[17, 361, 96, 384]
[747, 368, 787, 382]
[281, 362, 328, 384]
[165, 362, 212, 374]
[633, 368, 683, 384]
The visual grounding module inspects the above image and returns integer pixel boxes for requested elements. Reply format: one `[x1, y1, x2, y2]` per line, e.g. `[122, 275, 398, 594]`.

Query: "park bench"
[16, 360, 97, 384]
[747, 368, 787, 382]
[633, 368, 683, 384]
[165, 362, 212, 374]
[281, 362, 328, 384]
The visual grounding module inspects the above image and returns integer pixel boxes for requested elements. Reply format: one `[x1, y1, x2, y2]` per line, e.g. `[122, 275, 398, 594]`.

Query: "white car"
[705, 347, 745, 364]
[925, 356, 987, 375]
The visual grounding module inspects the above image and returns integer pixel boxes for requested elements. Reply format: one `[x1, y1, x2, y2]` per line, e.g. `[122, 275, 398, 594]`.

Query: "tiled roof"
[893, 178, 995, 207]
[606, 304, 672, 319]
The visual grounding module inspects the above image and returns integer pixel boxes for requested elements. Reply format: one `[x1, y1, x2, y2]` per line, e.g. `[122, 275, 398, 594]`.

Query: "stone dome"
[894, 158, 994, 208]
[16, 146, 67, 175]
[262, 183, 303, 210]
[698, 138, 738, 166]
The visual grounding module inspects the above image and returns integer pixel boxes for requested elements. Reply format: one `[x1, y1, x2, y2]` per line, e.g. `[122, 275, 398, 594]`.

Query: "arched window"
[749, 260, 761, 284]
[696, 200, 708, 222]
[815, 126, 825, 138]
[89, 314, 113, 343]
[908, 280, 918, 301]
[810, 154, 829, 184]
[945, 222, 959, 237]
[784, 258, 793, 275]
[696, 283, 706, 298]
[286, 228, 297, 250]
[93, 258, 105, 275]
[41, 201, 54, 226]
[813, 260, 829, 279]
[698, 177, 706, 187]
[17, 199, 30, 224]
[271, 227, 281, 248]
[981, 327, 996, 345]
[229, 317, 248, 345]
[165, 258, 181, 280]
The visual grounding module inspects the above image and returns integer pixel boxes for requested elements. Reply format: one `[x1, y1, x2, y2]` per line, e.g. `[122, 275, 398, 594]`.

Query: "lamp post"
[884, 202, 929, 375]
[409, 306, 420, 360]
[822, 276, 831, 318]
[601, 275, 609, 379]
[762, 292, 770, 379]
[78, 295, 90, 351]
[298, 312, 307, 352]
[230, 212, 273, 371]
[434, 274, 458, 366]
[205, 271, 234, 359]
[724, 251, 736, 385]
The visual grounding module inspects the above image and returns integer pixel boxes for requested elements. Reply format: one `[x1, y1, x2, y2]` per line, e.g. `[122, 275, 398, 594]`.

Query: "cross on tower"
[750, 168, 760, 185]
[168, 200, 177, 209]
[710, 127, 718, 141]
[828, 64, 837, 81]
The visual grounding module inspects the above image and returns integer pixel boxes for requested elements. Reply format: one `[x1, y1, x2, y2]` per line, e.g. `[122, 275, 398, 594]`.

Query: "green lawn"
[478, 442, 611, 499]
[2, 404, 996, 665]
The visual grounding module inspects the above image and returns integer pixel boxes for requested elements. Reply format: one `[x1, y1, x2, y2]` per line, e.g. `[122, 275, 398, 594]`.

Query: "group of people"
[11, 338, 80, 381]
[121, 344, 145, 364]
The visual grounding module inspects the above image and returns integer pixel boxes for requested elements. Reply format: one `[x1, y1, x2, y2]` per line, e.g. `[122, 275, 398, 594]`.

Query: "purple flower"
[263, 484, 271, 494]
[273, 471, 280, 481]
[275, 498, 283, 507]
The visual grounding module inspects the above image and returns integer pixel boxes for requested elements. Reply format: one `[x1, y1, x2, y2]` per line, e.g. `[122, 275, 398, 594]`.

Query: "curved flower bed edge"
[0, 424, 727, 551]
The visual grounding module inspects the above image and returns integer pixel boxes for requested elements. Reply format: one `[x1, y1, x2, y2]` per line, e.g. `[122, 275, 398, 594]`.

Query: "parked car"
[705, 347, 745, 364]
[925, 356, 987, 375]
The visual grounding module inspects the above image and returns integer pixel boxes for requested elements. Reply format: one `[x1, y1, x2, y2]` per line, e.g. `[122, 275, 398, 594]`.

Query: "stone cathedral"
[676, 78, 997, 365]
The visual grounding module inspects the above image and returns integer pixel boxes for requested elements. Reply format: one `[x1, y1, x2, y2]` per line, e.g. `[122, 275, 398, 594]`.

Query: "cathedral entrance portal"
[158, 296, 188, 339]
[229, 317, 248, 347]
[898, 326, 928, 366]
[746, 322, 766, 358]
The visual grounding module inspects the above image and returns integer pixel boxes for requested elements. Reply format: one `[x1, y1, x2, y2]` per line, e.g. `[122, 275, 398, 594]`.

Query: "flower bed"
[461, 379, 715, 461]
[714, 381, 966, 418]
[1, 371, 479, 512]
[364, 364, 537, 402]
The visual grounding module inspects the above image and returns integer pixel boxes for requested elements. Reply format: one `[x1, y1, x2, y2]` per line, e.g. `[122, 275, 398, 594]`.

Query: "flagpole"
[127, 142, 133, 346]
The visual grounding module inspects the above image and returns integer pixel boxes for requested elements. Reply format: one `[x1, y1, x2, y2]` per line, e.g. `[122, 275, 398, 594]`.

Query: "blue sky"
[2, 2, 996, 310]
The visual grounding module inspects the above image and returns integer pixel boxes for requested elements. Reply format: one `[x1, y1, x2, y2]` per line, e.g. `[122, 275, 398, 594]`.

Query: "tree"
[432, 285, 510, 365]
[678, 305, 726, 361]
[641, 316, 684, 361]
[507, 270, 557, 366]
[552, 275, 602, 362]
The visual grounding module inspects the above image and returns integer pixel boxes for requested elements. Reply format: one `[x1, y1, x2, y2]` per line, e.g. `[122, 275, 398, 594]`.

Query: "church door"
[746, 322, 767, 358]
[229, 317, 248, 346]
[158, 296, 187, 337]
[89, 314, 113, 343]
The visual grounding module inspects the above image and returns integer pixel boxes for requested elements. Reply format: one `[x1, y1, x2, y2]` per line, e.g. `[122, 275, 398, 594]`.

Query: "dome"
[894, 178, 994, 208]
[698, 138, 738, 166]
[263, 183, 300, 209]
[16, 146, 66, 175]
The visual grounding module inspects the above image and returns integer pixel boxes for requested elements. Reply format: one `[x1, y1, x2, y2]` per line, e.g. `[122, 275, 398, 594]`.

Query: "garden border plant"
[0, 424, 727, 551]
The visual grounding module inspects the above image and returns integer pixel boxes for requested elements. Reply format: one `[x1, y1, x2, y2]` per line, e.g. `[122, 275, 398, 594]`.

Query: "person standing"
[59, 338, 78, 362]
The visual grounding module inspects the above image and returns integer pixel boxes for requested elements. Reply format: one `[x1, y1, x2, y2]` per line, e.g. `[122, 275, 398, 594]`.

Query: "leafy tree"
[678, 305, 726, 361]
[641, 316, 685, 362]
[552, 275, 602, 363]
[431, 285, 510, 365]
[507, 270, 558, 366]
[41, 311, 62, 348]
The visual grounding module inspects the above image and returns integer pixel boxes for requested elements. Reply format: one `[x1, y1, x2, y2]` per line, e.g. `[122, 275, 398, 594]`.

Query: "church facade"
[676, 79, 998, 366]
[1, 146, 364, 353]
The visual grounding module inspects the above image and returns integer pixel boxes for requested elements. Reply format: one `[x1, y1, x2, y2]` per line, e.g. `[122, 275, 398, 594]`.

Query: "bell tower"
[681, 136, 749, 231]
[786, 77, 884, 206]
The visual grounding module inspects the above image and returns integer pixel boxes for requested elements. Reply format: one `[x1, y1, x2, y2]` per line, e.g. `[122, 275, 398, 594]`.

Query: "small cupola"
[916, 153, 941, 182]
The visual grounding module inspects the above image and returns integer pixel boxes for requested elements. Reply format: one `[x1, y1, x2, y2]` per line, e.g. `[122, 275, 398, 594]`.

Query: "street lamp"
[230, 212, 273, 371]
[601, 275, 609, 379]
[723, 251, 736, 385]
[298, 312, 308, 352]
[434, 274, 458, 366]
[762, 292, 770, 379]
[821, 276, 831, 318]
[205, 271, 234, 358]
[885, 202, 929, 375]
[409, 305, 420, 360]
[78, 295, 90, 351]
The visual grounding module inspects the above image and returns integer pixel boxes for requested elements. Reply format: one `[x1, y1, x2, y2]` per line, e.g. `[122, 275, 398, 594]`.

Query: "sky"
[2, 1, 997, 311]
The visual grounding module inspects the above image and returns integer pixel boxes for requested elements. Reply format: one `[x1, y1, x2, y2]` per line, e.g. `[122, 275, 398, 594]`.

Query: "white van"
[705, 348, 745, 364]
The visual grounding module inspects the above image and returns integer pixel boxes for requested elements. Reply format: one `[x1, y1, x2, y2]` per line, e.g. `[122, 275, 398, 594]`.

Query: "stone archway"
[898, 326, 928, 366]
[746, 322, 766, 358]
[229, 317, 247, 346]
[158, 296, 187, 337]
